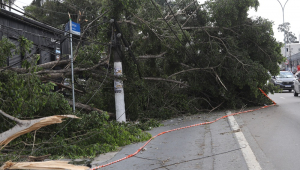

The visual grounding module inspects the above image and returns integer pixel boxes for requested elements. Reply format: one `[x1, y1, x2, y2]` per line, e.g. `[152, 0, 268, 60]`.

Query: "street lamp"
[276, 0, 289, 71]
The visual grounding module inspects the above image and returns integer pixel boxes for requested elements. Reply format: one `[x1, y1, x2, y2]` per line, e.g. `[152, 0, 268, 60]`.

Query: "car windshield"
[277, 72, 294, 78]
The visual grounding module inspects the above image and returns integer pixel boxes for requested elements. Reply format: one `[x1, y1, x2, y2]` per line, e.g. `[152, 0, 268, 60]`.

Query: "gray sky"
[13, 0, 300, 43]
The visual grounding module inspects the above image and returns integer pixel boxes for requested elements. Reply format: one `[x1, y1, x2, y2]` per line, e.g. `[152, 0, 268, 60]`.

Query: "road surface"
[91, 92, 300, 170]
[236, 91, 300, 170]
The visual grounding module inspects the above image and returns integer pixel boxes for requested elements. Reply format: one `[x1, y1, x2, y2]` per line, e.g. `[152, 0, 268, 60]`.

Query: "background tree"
[278, 22, 298, 43]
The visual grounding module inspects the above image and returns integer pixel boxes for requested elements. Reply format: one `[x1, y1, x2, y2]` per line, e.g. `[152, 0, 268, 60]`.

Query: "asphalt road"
[91, 113, 249, 170]
[236, 91, 300, 170]
[91, 91, 300, 170]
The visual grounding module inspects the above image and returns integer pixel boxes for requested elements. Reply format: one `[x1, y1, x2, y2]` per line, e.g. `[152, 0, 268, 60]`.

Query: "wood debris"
[0, 160, 89, 170]
[0, 109, 79, 150]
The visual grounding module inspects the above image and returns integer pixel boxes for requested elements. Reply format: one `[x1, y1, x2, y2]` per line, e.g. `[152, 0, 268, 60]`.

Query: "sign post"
[65, 19, 80, 113]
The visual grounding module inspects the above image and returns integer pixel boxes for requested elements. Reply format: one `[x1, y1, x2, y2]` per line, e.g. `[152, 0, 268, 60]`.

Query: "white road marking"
[280, 97, 286, 99]
[227, 112, 262, 170]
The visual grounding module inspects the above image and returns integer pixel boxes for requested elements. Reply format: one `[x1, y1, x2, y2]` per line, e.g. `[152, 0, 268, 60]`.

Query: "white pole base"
[114, 62, 126, 122]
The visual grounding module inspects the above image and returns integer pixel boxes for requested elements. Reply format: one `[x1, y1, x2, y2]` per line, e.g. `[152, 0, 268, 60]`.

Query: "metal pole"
[277, 0, 289, 70]
[69, 19, 76, 113]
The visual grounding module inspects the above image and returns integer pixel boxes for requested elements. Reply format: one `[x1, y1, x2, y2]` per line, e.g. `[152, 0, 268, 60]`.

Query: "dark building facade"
[0, 9, 71, 68]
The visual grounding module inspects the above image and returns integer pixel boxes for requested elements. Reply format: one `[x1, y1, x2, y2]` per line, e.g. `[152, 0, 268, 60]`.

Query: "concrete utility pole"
[112, 23, 126, 122]
[276, 0, 289, 70]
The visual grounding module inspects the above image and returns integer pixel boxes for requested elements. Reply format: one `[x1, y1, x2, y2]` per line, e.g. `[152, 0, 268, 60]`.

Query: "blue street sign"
[65, 21, 81, 35]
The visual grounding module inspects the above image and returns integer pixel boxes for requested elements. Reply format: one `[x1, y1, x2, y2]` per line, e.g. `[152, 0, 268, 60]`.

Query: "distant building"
[280, 42, 300, 72]
[0, 8, 72, 68]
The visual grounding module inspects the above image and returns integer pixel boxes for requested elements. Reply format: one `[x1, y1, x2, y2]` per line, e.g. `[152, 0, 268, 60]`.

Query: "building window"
[287, 48, 289, 52]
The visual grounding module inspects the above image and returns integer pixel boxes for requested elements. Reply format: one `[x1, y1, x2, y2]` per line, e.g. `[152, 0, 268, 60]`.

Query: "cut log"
[0, 160, 89, 170]
[0, 109, 79, 150]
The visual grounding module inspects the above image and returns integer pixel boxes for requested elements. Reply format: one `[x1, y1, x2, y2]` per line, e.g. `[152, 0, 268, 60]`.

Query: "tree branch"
[0, 60, 71, 73]
[50, 81, 84, 93]
[67, 100, 114, 118]
[168, 67, 212, 78]
[0, 109, 23, 125]
[138, 51, 167, 59]
[117, 20, 137, 25]
[0, 113, 79, 150]
[143, 77, 189, 87]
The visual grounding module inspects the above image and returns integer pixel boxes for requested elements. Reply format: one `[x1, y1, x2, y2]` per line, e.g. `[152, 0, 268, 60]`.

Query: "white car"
[294, 72, 300, 96]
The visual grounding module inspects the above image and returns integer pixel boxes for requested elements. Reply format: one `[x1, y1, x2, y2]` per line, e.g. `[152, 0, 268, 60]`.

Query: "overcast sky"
[13, 0, 300, 43]
[248, 0, 300, 43]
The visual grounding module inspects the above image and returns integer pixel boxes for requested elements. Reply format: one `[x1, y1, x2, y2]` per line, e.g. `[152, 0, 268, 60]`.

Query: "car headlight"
[275, 80, 283, 83]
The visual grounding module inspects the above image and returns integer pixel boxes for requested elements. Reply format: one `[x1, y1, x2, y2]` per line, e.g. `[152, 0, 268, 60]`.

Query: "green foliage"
[0, 71, 71, 119]
[0, 37, 154, 164]
[1, 112, 153, 161]
[18, 36, 33, 56]
[0, 36, 15, 67]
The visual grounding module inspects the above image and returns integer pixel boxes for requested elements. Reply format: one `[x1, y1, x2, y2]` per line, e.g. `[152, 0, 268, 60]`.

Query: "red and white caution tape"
[90, 88, 275, 170]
